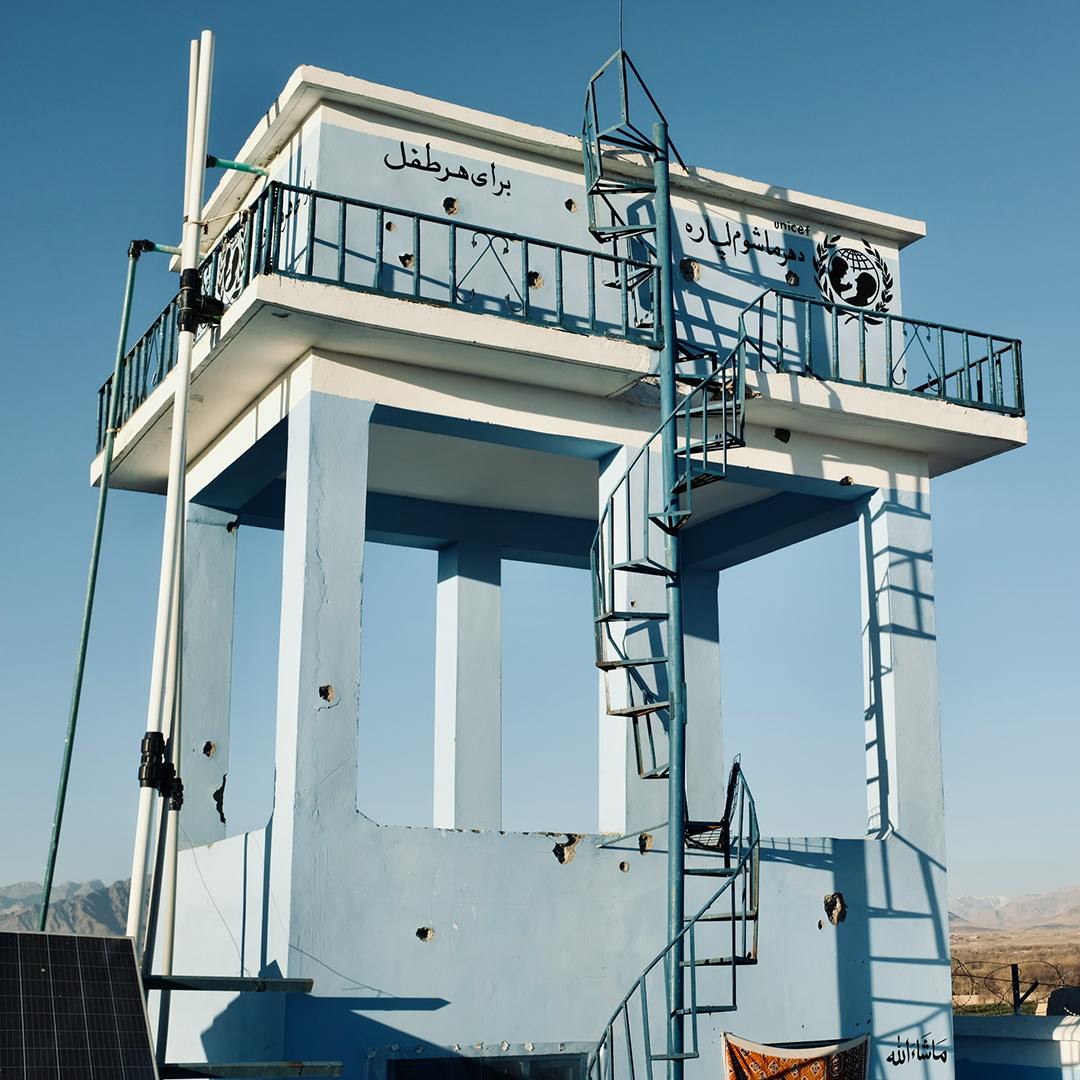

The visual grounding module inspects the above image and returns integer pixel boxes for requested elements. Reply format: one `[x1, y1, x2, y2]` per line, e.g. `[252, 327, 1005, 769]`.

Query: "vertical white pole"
[126, 30, 214, 945]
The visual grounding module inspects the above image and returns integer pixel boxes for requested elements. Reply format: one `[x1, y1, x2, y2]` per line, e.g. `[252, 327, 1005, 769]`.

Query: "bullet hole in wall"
[318, 684, 336, 703]
[552, 834, 582, 864]
[416, 926, 435, 942]
[212, 775, 227, 825]
[527, 270, 544, 289]
[679, 258, 701, 283]
[823, 892, 847, 926]
[638, 832, 654, 854]
[202, 740, 216, 758]
[773, 428, 791, 444]
[619, 861, 630, 873]
[385, 220, 396, 232]
[443, 196, 460, 216]
[564, 198, 577, 213]
[399, 253, 414, 269]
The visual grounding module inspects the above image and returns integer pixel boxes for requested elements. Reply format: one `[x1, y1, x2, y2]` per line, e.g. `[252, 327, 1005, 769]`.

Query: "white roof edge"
[200, 65, 927, 250]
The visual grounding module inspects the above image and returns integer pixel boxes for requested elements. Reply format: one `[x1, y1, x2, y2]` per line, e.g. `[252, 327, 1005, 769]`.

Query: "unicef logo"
[814, 235, 893, 323]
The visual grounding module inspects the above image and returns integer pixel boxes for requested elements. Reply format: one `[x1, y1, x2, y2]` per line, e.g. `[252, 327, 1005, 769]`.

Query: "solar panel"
[0, 931, 158, 1079]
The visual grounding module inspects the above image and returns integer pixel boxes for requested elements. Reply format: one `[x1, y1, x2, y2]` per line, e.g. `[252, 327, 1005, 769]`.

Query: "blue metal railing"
[95, 184, 1026, 452]
[733, 289, 1024, 416]
[95, 182, 659, 450]
[587, 764, 760, 1079]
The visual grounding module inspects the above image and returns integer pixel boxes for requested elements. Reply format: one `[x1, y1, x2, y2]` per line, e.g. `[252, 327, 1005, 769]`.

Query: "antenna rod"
[126, 30, 214, 949]
[36, 235, 156, 930]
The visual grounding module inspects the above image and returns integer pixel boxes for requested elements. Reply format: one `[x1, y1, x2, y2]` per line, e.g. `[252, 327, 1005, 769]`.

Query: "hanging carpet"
[724, 1033, 869, 1079]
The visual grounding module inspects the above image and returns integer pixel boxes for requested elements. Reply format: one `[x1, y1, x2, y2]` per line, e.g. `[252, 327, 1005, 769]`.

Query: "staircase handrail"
[588, 764, 760, 1077]
[595, 333, 748, 531]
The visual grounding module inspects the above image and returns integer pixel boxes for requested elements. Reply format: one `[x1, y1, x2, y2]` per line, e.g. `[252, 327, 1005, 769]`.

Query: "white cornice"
[199, 65, 927, 251]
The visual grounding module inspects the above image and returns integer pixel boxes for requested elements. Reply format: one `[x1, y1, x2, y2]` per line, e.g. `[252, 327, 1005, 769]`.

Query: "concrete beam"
[683, 491, 860, 571]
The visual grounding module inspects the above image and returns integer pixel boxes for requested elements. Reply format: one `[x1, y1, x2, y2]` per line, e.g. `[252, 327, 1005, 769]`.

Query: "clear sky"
[1, 0, 1077, 900]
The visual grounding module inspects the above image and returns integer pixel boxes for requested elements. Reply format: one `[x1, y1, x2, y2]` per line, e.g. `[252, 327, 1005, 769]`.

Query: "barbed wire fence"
[952, 956, 1076, 1014]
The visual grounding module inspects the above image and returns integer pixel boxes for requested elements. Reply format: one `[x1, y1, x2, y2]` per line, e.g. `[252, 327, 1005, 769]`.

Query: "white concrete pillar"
[683, 568, 724, 822]
[597, 448, 669, 835]
[179, 504, 238, 845]
[860, 481, 945, 860]
[433, 542, 502, 831]
[268, 388, 373, 966]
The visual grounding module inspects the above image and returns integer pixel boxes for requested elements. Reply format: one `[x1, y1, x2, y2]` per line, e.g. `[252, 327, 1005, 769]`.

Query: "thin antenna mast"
[125, 30, 215, 949]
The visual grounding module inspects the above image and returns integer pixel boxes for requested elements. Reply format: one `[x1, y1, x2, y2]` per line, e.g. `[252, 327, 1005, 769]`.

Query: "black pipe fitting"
[178, 268, 202, 333]
[138, 731, 166, 788]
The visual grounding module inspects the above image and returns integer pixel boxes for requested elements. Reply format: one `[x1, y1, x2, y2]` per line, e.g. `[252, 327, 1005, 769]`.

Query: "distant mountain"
[950, 886, 1080, 931]
[0, 879, 127, 936]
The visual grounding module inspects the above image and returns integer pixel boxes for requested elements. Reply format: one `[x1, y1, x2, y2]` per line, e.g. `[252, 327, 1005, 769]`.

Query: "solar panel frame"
[0, 931, 159, 1080]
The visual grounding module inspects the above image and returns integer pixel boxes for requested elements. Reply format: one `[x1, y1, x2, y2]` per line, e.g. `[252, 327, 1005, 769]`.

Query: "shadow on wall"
[761, 831, 951, 1078]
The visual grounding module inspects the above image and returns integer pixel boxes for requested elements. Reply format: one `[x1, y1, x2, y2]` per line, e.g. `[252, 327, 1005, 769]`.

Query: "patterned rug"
[724, 1033, 869, 1079]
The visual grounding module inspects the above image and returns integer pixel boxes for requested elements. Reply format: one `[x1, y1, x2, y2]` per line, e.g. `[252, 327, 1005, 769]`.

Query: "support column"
[433, 541, 502, 831]
[269, 389, 373, 967]
[860, 482, 945, 859]
[683, 568, 724, 821]
[596, 447, 669, 836]
[179, 504, 238, 846]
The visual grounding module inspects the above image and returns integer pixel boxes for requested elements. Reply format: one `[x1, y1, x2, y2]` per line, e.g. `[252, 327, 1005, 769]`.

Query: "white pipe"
[159, 529, 184, 979]
[140, 544, 183, 973]
[183, 39, 198, 197]
[154, 537, 184, 1064]
[126, 29, 214, 944]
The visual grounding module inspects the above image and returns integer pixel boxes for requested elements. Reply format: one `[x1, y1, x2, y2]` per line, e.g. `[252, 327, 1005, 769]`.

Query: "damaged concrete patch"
[823, 892, 847, 926]
[212, 775, 227, 825]
[638, 832, 654, 854]
[552, 834, 583, 864]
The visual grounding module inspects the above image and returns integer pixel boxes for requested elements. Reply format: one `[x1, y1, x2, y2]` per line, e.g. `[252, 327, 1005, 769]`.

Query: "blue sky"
[1, 1, 1076, 899]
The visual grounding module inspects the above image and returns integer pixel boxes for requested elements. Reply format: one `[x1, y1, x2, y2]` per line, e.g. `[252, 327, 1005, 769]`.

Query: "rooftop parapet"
[95, 181, 1024, 456]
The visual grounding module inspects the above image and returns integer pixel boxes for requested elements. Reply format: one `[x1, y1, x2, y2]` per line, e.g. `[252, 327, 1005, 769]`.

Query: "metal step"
[144, 975, 313, 994]
[684, 911, 759, 924]
[648, 509, 692, 534]
[677, 400, 742, 419]
[595, 610, 668, 623]
[611, 559, 675, 578]
[684, 866, 738, 877]
[609, 700, 671, 718]
[641, 766, 669, 780]
[676, 434, 744, 456]
[588, 181, 657, 196]
[649, 1052, 700, 1062]
[682, 954, 760, 972]
[160, 1065, 342, 1079]
[596, 655, 668, 670]
[672, 1004, 737, 1016]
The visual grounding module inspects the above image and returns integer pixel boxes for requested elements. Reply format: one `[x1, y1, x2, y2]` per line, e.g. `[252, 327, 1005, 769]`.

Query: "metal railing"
[736, 289, 1024, 415]
[591, 333, 747, 778]
[95, 184, 1026, 452]
[95, 182, 658, 450]
[588, 763, 760, 1079]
